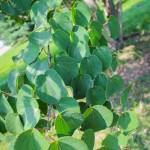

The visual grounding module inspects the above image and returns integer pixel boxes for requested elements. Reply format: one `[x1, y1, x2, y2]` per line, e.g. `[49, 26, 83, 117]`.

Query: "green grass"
[123, 0, 150, 36]
[0, 41, 27, 87]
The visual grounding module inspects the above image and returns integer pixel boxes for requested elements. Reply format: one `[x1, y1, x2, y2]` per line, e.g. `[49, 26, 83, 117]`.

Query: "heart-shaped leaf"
[86, 86, 106, 106]
[49, 137, 88, 150]
[54, 56, 78, 85]
[15, 129, 49, 150]
[82, 105, 113, 131]
[80, 55, 102, 79]
[35, 69, 67, 104]
[72, 1, 92, 27]
[17, 85, 40, 130]
[72, 74, 92, 99]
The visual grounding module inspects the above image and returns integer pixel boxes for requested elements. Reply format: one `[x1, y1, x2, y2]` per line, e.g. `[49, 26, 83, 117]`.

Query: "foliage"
[0, 0, 138, 149]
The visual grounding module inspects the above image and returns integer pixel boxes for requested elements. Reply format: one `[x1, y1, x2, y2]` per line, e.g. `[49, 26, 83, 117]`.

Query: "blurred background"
[0, 0, 149, 149]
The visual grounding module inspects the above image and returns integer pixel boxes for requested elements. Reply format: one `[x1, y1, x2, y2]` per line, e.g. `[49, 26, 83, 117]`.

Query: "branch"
[45, 44, 55, 139]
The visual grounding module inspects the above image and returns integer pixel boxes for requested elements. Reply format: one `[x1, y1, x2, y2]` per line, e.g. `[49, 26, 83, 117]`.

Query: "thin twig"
[45, 104, 52, 138]
[47, 44, 51, 68]
[45, 44, 55, 139]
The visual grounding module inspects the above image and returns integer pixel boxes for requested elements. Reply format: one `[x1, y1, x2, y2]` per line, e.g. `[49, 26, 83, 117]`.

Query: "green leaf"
[29, 30, 52, 47]
[108, 15, 120, 39]
[89, 21, 102, 46]
[17, 85, 40, 130]
[12, 50, 24, 64]
[43, 0, 62, 10]
[50, 13, 73, 32]
[94, 73, 108, 90]
[79, 102, 89, 114]
[93, 46, 112, 71]
[82, 105, 113, 132]
[0, 93, 13, 118]
[72, 1, 92, 27]
[96, 8, 105, 24]
[0, 132, 5, 142]
[57, 97, 80, 113]
[54, 56, 78, 85]
[53, 29, 71, 51]
[49, 137, 88, 150]
[1, 1, 22, 16]
[7, 69, 19, 93]
[101, 134, 120, 150]
[10, 0, 32, 12]
[118, 133, 128, 147]
[118, 111, 138, 132]
[103, 101, 112, 110]
[30, 1, 48, 28]
[37, 100, 47, 116]
[55, 111, 83, 136]
[1, 133, 16, 150]
[26, 59, 49, 84]
[120, 84, 133, 110]
[111, 112, 119, 127]
[68, 42, 90, 63]
[106, 75, 124, 98]
[15, 129, 49, 150]
[80, 55, 102, 79]
[86, 86, 106, 106]
[111, 54, 118, 72]
[23, 43, 40, 65]
[0, 116, 6, 133]
[35, 69, 67, 104]
[81, 129, 95, 150]
[71, 26, 89, 44]
[72, 74, 92, 99]
[7, 96, 17, 113]
[5, 113, 24, 135]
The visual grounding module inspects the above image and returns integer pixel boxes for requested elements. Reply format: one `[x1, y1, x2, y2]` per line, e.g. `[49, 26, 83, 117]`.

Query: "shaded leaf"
[72, 74, 92, 99]
[94, 73, 108, 90]
[82, 105, 113, 131]
[53, 29, 71, 51]
[80, 55, 102, 79]
[108, 15, 120, 39]
[120, 84, 133, 110]
[86, 86, 106, 106]
[106, 75, 123, 98]
[54, 56, 78, 85]
[0, 116, 6, 133]
[0, 93, 13, 118]
[82, 129, 95, 150]
[93, 46, 112, 71]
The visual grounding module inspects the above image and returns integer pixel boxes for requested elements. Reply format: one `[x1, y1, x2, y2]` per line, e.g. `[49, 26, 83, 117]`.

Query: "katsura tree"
[0, 0, 138, 150]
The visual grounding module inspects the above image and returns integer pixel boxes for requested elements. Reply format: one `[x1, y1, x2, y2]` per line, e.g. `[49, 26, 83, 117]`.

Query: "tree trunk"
[116, 0, 123, 47]
[102, 0, 123, 50]
[102, 0, 117, 17]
